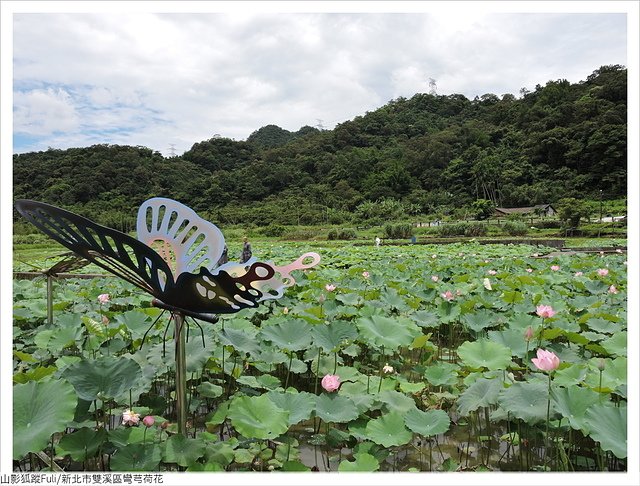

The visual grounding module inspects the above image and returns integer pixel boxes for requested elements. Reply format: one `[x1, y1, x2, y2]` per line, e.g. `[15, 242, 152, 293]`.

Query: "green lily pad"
[553, 364, 587, 387]
[62, 356, 141, 401]
[585, 404, 627, 458]
[197, 382, 223, 398]
[551, 386, 600, 431]
[356, 315, 418, 350]
[404, 408, 450, 437]
[338, 452, 380, 472]
[315, 393, 360, 423]
[219, 327, 260, 355]
[260, 320, 312, 351]
[57, 427, 107, 461]
[114, 310, 152, 340]
[456, 377, 502, 416]
[423, 362, 459, 386]
[457, 340, 512, 370]
[311, 321, 358, 352]
[498, 381, 552, 425]
[364, 411, 413, 447]
[600, 332, 626, 357]
[266, 390, 316, 425]
[13, 379, 77, 459]
[34, 325, 82, 352]
[462, 309, 499, 332]
[110, 444, 162, 471]
[236, 374, 281, 390]
[377, 390, 417, 413]
[108, 426, 149, 448]
[162, 434, 206, 467]
[228, 395, 289, 439]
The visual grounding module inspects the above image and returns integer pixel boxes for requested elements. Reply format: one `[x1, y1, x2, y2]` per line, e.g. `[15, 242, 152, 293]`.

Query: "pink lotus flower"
[536, 305, 556, 319]
[325, 284, 336, 292]
[608, 285, 618, 294]
[550, 265, 560, 271]
[122, 409, 140, 426]
[382, 363, 394, 374]
[431, 254, 437, 259]
[574, 271, 583, 277]
[362, 271, 370, 279]
[98, 294, 110, 304]
[597, 268, 609, 276]
[102, 315, 110, 326]
[431, 275, 439, 282]
[283, 307, 289, 315]
[440, 290, 455, 302]
[487, 270, 497, 275]
[526, 268, 533, 273]
[321, 374, 340, 392]
[142, 415, 155, 427]
[531, 349, 560, 371]
[524, 326, 534, 342]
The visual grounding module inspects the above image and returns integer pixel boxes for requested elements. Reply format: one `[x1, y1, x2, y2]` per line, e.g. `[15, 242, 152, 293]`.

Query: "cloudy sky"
[8, 4, 631, 156]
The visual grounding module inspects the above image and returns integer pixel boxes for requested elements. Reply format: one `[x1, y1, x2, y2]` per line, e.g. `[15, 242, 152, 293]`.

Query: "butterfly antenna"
[188, 316, 206, 348]
[139, 310, 167, 351]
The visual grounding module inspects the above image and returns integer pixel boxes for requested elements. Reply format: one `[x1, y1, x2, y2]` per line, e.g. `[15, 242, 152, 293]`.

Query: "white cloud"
[13, 87, 79, 136]
[9, 10, 630, 155]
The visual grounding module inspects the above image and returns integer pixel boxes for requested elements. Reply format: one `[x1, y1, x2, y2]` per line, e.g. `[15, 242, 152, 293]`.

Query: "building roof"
[495, 204, 554, 214]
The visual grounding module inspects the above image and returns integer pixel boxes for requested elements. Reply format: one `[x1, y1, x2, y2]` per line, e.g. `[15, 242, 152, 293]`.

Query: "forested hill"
[13, 65, 626, 227]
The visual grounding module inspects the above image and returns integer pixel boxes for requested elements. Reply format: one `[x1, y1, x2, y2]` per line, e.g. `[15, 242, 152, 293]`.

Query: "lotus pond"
[12, 242, 627, 472]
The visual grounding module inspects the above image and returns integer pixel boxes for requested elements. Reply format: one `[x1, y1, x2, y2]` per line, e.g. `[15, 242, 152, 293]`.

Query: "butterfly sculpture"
[15, 198, 321, 322]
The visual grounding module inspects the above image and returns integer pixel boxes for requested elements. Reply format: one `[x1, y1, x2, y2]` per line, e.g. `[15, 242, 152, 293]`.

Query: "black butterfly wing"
[14, 200, 174, 297]
[163, 262, 277, 314]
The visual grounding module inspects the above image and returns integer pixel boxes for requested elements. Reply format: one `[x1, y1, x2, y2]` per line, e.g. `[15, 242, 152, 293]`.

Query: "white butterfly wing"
[137, 197, 225, 275]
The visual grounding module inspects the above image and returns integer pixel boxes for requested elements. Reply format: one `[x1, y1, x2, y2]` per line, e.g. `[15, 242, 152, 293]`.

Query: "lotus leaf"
[311, 321, 358, 352]
[498, 381, 553, 425]
[62, 356, 141, 401]
[338, 452, 380, 472]
[266, 390, 316, 425]
[356, 315, 418, 350]
[315, 393, 360, 423]
[260, 320, 312, 351]
[56, 427, 107, 462]
[162, 434, 206, 467]
[228, 395, 289, 439]
[110, 444, 162, 471]
[456, 377, 503, 416]
[551, 386, 600, 431]
[13, 379, 77, 459]
[457, 340, 512, 370]
[585, 404, 627, 458]
[364, 411, 413, 447]
[404, 408, 450, 437]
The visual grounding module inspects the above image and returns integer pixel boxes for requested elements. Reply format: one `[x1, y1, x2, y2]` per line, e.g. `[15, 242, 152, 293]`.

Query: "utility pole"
[315, 119, 325, 130]
[168, 144, 177, 157]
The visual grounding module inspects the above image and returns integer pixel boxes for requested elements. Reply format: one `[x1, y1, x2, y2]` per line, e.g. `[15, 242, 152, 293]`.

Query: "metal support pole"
[173, 312, 188, 435]
[46, 274, 54, 326]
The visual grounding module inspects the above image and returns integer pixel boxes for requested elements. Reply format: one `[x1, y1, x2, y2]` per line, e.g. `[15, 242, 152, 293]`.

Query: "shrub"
[437, 222, 487, 237]
[327, 228, 358, 240]
[260, 224, 286, 237]
[503, 221, 528, 236]
[383, 223, 413, 239]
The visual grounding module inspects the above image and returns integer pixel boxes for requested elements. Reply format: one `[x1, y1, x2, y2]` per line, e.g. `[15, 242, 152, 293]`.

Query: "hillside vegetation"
[13, 65, 626, 228]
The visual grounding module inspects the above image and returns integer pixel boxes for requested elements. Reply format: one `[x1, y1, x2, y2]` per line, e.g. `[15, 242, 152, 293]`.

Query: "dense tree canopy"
[14, 65, 627, 226]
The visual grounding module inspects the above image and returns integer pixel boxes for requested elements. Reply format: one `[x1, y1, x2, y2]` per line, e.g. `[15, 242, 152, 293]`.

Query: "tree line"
[13, 65, 626, 228]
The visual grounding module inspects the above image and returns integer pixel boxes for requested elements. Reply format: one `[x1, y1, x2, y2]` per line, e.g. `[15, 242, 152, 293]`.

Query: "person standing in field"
[240, 237, 252, 263]
[375, 236, 381, 247]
